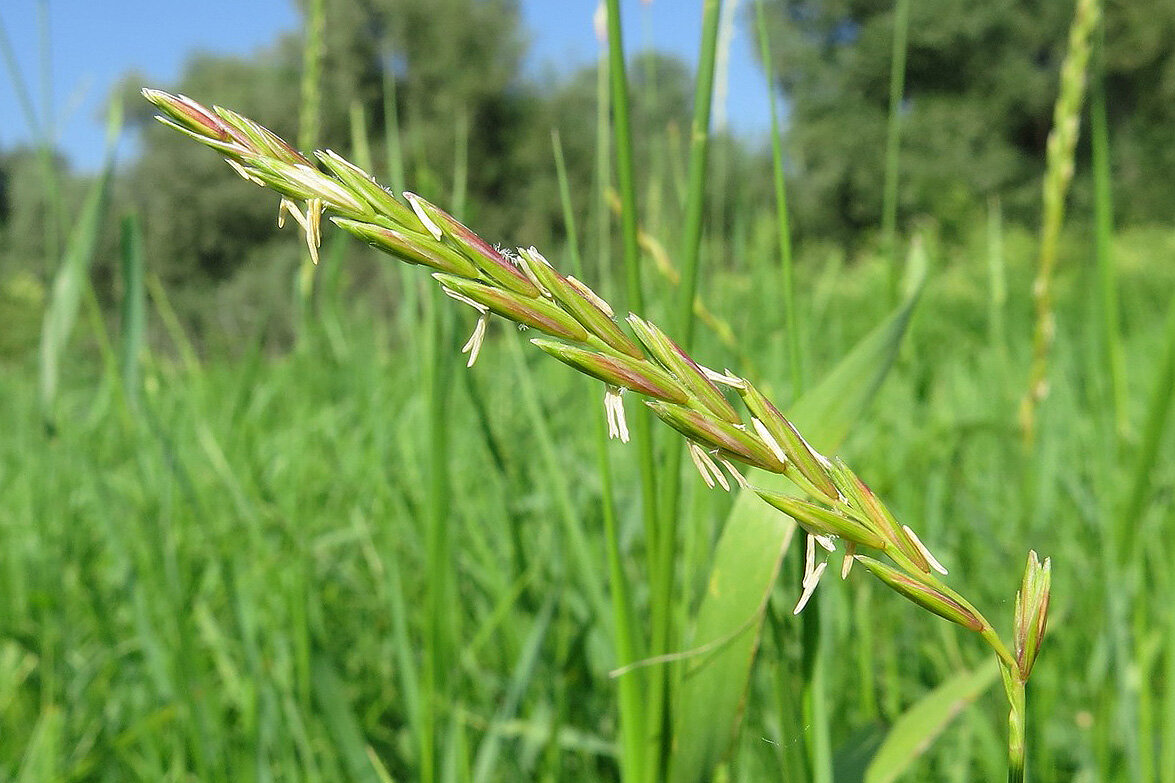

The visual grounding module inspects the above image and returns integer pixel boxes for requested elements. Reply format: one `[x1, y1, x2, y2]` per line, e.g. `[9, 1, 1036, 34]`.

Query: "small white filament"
[903, 525, 949, 575]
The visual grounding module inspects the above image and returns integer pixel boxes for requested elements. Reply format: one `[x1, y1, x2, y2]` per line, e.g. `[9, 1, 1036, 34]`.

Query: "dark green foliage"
[757, 0, 1175, 237]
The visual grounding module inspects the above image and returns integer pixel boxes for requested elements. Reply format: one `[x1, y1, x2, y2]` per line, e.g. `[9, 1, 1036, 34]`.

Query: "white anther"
[719, 459, 749, 488]
[404, 192, 443, 240]
[461, 312, 490, 367]
[751, 417, 789, 466]
[604, 386, 629, 443]
[902, 525, 949, 575]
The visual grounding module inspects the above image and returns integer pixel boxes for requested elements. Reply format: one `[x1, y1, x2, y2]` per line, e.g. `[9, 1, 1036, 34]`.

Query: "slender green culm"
[602, 6, 658, 778]
[754, 0, 802, 399]
[654, 1, 723, 779]
[1020, 0, 1100, 443]
[295, 0, 326, 336]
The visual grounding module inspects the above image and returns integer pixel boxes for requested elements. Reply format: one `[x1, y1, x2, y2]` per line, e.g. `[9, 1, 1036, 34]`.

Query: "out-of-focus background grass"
[2, 1, 1174, 781]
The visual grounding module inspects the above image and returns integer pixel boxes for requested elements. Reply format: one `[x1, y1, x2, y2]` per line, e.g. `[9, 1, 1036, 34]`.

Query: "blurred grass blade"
[669, 241, 928, 782]
[1118, 286, 1175, 558]
[15, 706, 62, 783]
[38, 100, 122, 431]
[864, 659, 999, 783]
[120, 213, 146, 412]
[472, 593, 555, 783]
[312, 658, 383, 783]
[1090, 19, 1128, 440]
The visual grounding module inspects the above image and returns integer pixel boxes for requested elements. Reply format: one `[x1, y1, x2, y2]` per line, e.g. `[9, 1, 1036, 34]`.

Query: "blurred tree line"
[757, 0, 1175, 237]
[2, 0, 1175, 353]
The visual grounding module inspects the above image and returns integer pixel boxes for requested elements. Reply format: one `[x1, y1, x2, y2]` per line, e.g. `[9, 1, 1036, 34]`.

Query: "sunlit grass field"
[3, 212, 1174, 780]
[4, 0, 1174, 779]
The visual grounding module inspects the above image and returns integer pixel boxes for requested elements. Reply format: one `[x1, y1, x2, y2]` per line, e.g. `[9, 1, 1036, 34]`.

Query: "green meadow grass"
[4, 1, 1175, 780]
[2, 220, 1174, 780]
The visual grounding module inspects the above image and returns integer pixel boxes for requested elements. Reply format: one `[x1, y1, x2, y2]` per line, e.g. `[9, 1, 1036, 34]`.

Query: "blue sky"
[0, 1, 772, 171]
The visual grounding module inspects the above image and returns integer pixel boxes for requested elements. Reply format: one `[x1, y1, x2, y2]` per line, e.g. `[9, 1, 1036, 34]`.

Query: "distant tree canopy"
[757, 0, 1175, 237]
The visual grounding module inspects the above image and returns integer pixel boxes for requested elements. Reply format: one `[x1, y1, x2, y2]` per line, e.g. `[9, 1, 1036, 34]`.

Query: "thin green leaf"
[669, 243, 927, 783]
[38, 101, 122, 431]
[864, 658, 1000, 783]
[119, 213, 146, 413]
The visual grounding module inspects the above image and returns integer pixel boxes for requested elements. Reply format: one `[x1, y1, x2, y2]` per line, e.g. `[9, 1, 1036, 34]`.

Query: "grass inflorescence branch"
[143, 88, 1052, 780]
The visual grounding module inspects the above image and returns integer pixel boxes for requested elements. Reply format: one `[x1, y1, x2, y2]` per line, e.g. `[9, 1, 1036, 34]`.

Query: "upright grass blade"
[14, 706, 62, 783]
[298, 0, 324, 153]
[296, 0, 326, 337]
[754, 0, 801, 398]
[38, 101, 122, 432]
[603, 6, 656, 779]
[987, 197, 1007, 353]
[651, 1, 724, 779]
[668, 244, 927, 783]
[671, 0, 723, 348]
[864, 659, 1000, 783]
[120, 213, 146, 413]
[420, 229, 457, 783]
[471, 593, 555, 782]
[1118, 287, 1175, 560]
[881, 0, 910, 304]
[553, 125, 645, 783]
[311, 659, 383, 783]
[1089, 20, 1128, 441]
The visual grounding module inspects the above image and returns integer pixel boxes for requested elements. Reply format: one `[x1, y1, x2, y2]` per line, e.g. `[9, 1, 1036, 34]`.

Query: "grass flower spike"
[145, 89, 1053, 781]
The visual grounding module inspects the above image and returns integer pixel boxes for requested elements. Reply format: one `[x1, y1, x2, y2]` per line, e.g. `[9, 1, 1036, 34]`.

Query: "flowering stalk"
[143, 89, 1052, 779]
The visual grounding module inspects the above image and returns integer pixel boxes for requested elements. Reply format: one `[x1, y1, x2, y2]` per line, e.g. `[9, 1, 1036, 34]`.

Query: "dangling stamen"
[794, 531, 834, 614]
[279, 197, 307, 230]
[604, 386, 629, 443]
[688, 443, 717, 489]
[461, 312, 490, 367]
[903, 525, 949, 575]
[794, 558, 827, 614]
[689, 443, 729, 491]
[719, 458, 749, 488]
[305, 198, 323, 264]
[841, 542, 857, 579]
